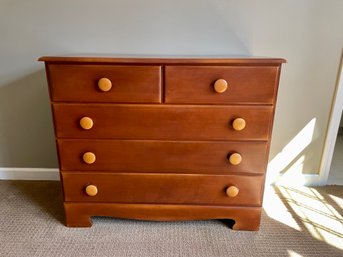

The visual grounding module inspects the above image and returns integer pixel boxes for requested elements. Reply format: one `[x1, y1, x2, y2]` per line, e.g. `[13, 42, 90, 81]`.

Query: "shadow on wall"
[0, 70, 58, 167]
[268, 50, 343, 180]
[267, 118, 319, 184]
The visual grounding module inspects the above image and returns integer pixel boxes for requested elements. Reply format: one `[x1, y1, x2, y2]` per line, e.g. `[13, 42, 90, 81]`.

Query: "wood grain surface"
[64, 202, 262, 230]
[40, 56, 284, 230]
[47, 64, 161, 103]
[52, 104, 273, 141]
[62, 172, 264, 206]
[39, 56, 286, 65]
[165, 66, 279, 104]
[57, 139, 268, 174]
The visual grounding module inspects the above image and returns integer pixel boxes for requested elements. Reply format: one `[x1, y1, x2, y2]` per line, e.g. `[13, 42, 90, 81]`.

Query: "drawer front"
[53, 104, 273, 141]
[58, 139, 268, 174]
[165, 66, 279, 104]
[47, 64, 161, 103]
[62, 172, 264, 206]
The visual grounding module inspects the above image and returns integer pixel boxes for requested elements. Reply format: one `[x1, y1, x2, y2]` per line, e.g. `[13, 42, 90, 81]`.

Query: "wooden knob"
[232, 118, 246, 131]
[214, 79, 228, 93]
[226, 186, 239, 197]
[79, 117, 93, 130]
[85, 185, 98, 196]
[83, 152, 96, 164]
[228, 153, 242, 165]
[98, 78, 112, 92]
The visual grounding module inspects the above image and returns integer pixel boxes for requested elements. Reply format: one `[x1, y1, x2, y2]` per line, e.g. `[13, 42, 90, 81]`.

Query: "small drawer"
[58, 139, 268, 174]
[165, 66, 279, 104]
[52, 104, 273, 141]
[62, 172, 264, 206]
[46, 64, 161, 103]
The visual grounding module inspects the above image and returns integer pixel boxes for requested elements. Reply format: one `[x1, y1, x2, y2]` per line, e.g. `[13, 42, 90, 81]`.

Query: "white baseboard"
[0, 168, 59, 181]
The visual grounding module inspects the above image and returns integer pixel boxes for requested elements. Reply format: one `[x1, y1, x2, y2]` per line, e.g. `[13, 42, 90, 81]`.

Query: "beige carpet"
[0, 181, 342, 257]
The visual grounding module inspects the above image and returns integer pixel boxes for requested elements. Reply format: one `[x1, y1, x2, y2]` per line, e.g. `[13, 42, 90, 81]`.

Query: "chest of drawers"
[40, 56, 285, 230]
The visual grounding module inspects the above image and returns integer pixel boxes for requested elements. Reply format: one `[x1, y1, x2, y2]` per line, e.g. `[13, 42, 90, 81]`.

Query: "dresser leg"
[231, 208, 261, 231]
[63, 202, 262, 230]
[64, 203, 93, 227]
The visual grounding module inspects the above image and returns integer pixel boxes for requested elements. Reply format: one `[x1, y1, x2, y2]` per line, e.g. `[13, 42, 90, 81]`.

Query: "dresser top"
[39, 56, 286, 65]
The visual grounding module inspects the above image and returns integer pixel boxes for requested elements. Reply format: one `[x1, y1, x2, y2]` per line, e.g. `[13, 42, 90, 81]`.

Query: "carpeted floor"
[0, 180, 342, 257]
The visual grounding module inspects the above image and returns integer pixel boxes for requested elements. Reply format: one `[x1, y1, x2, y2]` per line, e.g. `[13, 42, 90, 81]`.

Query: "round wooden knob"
[214, 79, 228, 93]
[228, 153, 242, 165]
[98, 78, 112, 92]
[79, 117, 93, 130]
[232, 118, 246, 131]
[83, 152, 96, 164]
[85, 185, 98, 196]
[226, 186, 239, 197]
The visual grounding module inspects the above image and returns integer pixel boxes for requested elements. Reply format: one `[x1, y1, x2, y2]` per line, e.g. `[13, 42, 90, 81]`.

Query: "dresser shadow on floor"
[219, 219, 236, 229]
[81, 209, 237, 232]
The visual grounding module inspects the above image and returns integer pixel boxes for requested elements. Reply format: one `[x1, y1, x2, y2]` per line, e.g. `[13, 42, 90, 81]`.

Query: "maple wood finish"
[165, 66, 279, 104]
[85, 185, 98, 197]
[228, 153, 242, 166]
[63, 203, 262, 230]
[82, 152, 96, 164]
[213, 79, 228, 93]
[97, 78, 112, 92]
[40, 56, 285, 231]
[232, 117, 247, 131]
[53, 104, 273, 141]
[57, 139, 268, 174]
[46, 64, 162, 103]
[79, 117, 94, 130]
[226, 186, 240, 198]
[62, 172, 263, 205]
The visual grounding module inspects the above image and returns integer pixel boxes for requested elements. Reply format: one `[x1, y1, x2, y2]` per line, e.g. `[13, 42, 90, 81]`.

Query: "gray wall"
[0, 0, 342, 175]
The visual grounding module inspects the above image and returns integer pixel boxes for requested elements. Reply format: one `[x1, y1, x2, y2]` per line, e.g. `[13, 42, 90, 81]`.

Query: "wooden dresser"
[39, 56, 285, 230]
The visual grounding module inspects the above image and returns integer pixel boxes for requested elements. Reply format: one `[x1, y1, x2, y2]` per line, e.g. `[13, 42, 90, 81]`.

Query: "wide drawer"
[53, 104, 273, 141]
[46, 64, 162, 103]
[58, 139, 268, 174]
[165, 66, 279, 104]
[62, 172, 264, 206]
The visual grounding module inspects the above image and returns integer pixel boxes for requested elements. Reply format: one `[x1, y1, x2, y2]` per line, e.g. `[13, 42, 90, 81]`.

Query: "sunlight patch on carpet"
[265, 185, 343, 250]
